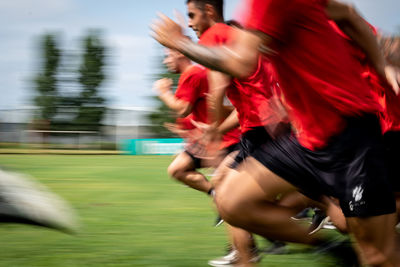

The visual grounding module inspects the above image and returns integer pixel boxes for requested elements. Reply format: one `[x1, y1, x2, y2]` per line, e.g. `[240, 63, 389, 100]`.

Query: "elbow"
[328, 0, 358, 23]
[177, 107, 191, 118]
[347, 4, 357, 16]
[342, 3, 359, 23]
[231, 61, 257, 79]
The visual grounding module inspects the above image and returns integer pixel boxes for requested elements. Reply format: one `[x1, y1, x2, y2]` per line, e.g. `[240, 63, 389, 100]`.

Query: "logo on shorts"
[349, 185, 365, 211]
[352, 186, 364, 202]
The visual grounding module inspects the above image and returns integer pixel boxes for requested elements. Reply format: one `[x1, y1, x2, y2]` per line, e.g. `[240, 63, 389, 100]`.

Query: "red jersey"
[329, 21, 400, 133]
[175, 64, 209, 126]
[199, 23, 281, 133]
[175, 61, 240, 148]
[243, 0, 382, 150]
[381, 86, 400, 132]
[176, 114, 194, 131]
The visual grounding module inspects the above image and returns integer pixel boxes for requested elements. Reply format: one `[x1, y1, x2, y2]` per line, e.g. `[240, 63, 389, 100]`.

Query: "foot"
[291, 207, 312, 221]
[214, 215, 224, 227]
[308, 210, 330, 235]
[208, 248, 261, 266]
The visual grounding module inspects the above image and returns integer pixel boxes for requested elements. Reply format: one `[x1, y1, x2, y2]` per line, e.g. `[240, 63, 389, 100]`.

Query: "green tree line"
[33, 31, 107, 132]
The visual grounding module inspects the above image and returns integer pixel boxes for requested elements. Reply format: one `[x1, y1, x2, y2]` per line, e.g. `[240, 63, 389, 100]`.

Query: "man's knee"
[166, 163, 176, 177]
[167, 153, 195, 179]
[167, 163, 185, 180]
[215, 188, 250, 227]
[210, 170, 226, 190]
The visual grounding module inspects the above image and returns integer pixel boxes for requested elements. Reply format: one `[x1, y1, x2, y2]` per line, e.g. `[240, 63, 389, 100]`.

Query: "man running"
[152, 0, 400, 265]
[154, 47, 240, 195]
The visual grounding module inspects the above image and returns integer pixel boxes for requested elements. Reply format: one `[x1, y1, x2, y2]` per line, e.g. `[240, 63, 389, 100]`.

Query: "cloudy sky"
[0, 0, 399, 111]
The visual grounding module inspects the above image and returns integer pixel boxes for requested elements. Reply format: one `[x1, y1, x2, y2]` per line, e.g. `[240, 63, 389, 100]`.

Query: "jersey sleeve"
[243, 0, 296, 43]
[175, 70, 206, 105]
[198, 23, 234, 46]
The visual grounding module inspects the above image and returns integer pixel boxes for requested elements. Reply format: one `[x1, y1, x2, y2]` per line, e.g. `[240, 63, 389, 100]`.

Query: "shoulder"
[199, 23, 234, 46]
[180, 65, 207, 84]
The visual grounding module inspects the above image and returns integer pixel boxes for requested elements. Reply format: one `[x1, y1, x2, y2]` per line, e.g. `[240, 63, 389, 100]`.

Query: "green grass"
[0, 155, 340, 266]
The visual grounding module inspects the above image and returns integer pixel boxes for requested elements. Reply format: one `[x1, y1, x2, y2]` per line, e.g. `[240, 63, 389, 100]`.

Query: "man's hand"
[191, 120, 222, 157]
[153, 78, 173, 96]
[164, 122, 188, 137]
[384, 65, 400, 95]
[151, 13, 185, 50]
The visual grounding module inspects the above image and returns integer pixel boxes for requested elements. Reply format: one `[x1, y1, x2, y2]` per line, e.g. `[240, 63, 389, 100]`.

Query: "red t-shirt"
[175, 64, 209, 126]
[175, 60, 240, 148]
[243, 0, 382, 149]
[381, 87, 400, 132]
[329, 21, 400, 133]
[198, 23, 245, 129]
[199, 23, 280, 133]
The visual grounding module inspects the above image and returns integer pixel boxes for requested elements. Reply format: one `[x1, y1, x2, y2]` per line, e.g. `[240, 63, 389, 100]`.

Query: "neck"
[210, 16, 224, 27]
[180, 60, 193, 73]
[202, 18, 223, 36]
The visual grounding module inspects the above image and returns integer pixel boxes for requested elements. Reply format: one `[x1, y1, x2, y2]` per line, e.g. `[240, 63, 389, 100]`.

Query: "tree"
[147, 53, 180, 138]
[74, 30, 107, 132]
[33, 34, 61, 129]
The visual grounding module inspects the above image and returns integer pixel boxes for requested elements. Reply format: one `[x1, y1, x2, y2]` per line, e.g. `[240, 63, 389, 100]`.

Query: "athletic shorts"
[383, 131, 400, 191]
[230, 126, 273, 169]
[252, 114, 396, 217]
[185, 142, 240, 169]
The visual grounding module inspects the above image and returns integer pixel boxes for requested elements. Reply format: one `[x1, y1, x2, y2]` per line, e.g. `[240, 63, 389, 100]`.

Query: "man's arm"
[151, 14, 267, 78]
[217, 109, 240, 135]
[325, 0, 385, 76]
[326, 0, 399, 93]
[378, 34, 400, 68]
[154, 78, 192, 117]
[207, 71, 232, 124]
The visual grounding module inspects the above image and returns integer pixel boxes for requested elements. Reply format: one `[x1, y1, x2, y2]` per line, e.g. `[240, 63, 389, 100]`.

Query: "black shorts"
[230, 127, 273, 169]
[225, 142, 241, 155]
[185, 142, 240, 169]
[252, 114, 396, 217]
[184, 150, 203, 169]
[383, 131, 400, 191]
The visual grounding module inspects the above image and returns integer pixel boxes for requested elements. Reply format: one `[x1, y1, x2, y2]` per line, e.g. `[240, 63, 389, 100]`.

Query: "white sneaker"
[208, 249, 261, 266]
[0, 169, 79, 233]
[322, 220, 337, 230]
[309, 213, 331, 235]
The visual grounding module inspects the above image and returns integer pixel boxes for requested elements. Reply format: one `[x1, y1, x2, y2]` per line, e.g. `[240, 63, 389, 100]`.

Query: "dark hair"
[186, 0, 224, 19]
[225, 20, 242, 29]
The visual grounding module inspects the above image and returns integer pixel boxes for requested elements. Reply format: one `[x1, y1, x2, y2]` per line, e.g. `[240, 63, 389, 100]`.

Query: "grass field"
[0, 155, 341, 267]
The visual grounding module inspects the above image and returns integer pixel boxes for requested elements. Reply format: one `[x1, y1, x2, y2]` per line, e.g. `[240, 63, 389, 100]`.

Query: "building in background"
[0, 106, 159, 150]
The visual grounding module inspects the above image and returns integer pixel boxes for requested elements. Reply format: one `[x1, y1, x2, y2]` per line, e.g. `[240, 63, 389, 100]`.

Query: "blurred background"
[0, 1, 398, 266]
[0, 0, 244, 153]
[0, 0, 398, 153]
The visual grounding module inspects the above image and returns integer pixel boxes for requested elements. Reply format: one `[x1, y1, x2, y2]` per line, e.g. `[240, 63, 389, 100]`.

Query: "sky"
[0, 0, 399, 111]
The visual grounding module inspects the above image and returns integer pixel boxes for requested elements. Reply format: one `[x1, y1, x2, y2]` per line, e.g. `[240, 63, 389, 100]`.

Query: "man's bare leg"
[277, 191, 312, 211]
[215, 157, 324, 244]
[167, 152, 212, 193]
[209, 152, 261, 266]
[227, 225, 256, 265]
[210, 150, 238, 189]
[347, 214, 400, 266]
[320, 197, 348, 233]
